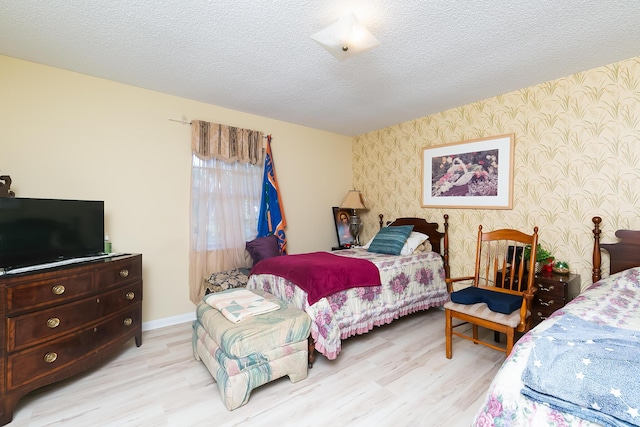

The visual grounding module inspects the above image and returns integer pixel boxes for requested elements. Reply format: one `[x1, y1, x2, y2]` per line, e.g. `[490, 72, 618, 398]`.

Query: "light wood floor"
[10, 309, 505, 427]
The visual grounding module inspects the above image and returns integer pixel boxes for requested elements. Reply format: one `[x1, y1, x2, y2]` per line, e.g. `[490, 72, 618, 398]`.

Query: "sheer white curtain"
[189, 121, 264, 303]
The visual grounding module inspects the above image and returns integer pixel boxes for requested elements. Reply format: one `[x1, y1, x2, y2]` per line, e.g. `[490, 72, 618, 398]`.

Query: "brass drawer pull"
[538, 299, 554, 306]
[43, 352, 58, 363]
[51, 284, 66, 295]
[46, 317, 60, 328]
[536, 312, 547, 320]
[119, 269, 129, 278]
[125, 291, 135, 300]
[538, 285, 554, 292]
[123, 317, 133, 327]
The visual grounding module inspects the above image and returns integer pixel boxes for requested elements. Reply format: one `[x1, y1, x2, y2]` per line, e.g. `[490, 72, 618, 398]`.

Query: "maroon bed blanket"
[250, 252, 381, 305]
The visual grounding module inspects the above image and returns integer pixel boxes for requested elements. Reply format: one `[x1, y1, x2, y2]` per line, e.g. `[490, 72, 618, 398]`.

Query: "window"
[191, 155, 263, 251]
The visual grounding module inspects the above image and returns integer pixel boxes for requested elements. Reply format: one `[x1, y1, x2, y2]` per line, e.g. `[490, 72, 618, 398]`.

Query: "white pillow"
[362, 230, 429, 255]
[400, 231, 429, 255]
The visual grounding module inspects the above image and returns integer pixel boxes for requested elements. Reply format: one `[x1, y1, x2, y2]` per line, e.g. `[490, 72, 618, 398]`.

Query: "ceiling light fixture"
[311, 12, 380, 61]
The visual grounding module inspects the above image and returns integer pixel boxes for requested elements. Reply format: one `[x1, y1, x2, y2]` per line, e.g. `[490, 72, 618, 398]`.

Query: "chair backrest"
[473, 225, 539, 296]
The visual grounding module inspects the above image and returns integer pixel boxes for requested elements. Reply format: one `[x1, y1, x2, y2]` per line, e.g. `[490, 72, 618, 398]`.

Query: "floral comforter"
[472, 267, 640, 427]
[246, 248, 448, 360]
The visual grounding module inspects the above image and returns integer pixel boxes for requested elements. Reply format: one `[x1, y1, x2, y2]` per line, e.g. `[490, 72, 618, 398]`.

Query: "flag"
[257, 135, 288, 254]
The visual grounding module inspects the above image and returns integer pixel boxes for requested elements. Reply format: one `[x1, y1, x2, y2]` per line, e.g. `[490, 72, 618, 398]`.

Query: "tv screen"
[0, 197, 105, 270]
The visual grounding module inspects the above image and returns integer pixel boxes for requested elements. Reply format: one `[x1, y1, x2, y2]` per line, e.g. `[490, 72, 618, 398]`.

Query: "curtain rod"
[168, 117, 192, 125]
[168, 117, 270, 138]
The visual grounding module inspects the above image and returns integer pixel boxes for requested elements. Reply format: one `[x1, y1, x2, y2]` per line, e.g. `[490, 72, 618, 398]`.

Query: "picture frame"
[422, 134, 514, 209]
[333, 207, 354, 247]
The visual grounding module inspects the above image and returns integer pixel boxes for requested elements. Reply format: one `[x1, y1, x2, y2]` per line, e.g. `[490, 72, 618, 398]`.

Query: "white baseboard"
[142, 312, 195, 331]
[142, 304, 446, 331]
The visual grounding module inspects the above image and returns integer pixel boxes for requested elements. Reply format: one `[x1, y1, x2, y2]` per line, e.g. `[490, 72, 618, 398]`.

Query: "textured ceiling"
[2, 1, 640, 136]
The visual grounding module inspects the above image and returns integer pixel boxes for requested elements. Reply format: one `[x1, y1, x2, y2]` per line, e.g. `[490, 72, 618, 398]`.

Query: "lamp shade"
[340, 190, 367, 210]
[311, 12, 380, 61]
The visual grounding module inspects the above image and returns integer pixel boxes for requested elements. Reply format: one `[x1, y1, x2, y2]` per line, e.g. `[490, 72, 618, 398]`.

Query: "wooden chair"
[444, 225, 538, 358]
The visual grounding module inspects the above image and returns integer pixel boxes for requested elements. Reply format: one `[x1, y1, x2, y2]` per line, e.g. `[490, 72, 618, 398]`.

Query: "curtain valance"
[191, 120, 264, 165]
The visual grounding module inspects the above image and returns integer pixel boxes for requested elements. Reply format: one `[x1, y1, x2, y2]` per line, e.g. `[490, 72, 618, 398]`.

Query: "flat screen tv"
[0, 197, 105, 271]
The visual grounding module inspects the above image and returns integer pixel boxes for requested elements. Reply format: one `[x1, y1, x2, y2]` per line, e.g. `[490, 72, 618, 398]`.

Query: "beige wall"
[1, 55, 353, 324]
[354, 56, 640, 290]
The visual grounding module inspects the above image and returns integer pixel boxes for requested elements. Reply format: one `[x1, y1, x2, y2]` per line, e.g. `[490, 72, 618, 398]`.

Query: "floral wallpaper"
[353, 56, 640, 290]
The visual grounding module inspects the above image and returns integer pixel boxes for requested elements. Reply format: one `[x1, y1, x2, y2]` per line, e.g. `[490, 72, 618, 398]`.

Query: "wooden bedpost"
[379, 214, 384, 229]
[443, 214, 450, 279]
[592, 216, 602, 283]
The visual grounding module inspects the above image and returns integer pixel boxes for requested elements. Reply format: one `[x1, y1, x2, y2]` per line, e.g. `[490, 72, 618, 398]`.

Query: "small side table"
[531, 272, 580, 327]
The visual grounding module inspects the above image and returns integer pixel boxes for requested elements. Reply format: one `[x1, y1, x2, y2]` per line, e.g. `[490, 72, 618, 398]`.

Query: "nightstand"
[531, 272, 580, 327]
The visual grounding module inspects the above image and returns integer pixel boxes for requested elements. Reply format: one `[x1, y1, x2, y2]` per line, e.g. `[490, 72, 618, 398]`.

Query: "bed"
[472, 216, 640, 427]
[246, 215, 450, 367]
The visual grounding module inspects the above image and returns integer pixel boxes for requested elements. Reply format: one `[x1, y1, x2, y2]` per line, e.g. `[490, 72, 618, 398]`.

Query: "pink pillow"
[246, 235, 280, 267]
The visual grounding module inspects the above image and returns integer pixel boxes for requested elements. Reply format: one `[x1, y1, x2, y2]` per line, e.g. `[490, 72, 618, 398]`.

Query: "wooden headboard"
[379, 214, 450, 279]
[592, 216, 640, 282]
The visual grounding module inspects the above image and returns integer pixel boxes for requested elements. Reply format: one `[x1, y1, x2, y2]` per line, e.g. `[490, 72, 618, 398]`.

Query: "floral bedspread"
[472, 267, 640, 427]
[246, 248, 448, 360]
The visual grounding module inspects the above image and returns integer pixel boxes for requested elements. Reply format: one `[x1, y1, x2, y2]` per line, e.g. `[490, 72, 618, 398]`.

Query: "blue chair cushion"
[450, 286, 523, 315]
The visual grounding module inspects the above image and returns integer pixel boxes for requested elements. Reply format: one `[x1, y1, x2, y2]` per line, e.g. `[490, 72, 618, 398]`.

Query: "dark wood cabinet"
[0, 254, 142, 425]
[531, 272, 580, 327]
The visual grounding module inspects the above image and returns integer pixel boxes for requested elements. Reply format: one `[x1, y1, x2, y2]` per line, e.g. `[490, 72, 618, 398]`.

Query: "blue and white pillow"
[367, 225, 414, 255]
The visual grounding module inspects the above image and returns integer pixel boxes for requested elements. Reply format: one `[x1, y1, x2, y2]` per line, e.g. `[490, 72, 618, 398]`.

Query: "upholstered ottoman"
[192, 288, 311, 410]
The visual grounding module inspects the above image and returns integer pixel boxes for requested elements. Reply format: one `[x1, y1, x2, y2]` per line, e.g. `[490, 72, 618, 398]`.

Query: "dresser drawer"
[7, 323, 97, 390]
[6, 306, 141, 391]
[531, 293, 566, 325]
[534, 281, 565, 299]
[95, 257, 142, 289]
[95, 281, 142, 317]
[6, 272, 94, 314]
[92, 306, 141, 349]
[532, 306, 557, 325]
[7, 282, 142, 352]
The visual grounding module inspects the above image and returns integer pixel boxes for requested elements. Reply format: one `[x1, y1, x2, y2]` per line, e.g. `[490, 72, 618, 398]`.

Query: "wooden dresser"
[0, 254, 142, 425]
[531, 272, 580, 327]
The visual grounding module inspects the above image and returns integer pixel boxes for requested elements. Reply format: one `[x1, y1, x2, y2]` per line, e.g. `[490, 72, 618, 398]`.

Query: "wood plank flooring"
[9, 309, 505, 427]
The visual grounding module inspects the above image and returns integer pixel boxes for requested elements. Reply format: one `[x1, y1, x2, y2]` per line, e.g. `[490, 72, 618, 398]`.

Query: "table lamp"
[339, 189, 368, 246]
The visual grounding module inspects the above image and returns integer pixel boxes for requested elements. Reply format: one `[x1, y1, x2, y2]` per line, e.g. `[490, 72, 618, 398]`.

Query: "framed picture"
[333, 207, 354, 247]
[422, 134, 514, 209]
